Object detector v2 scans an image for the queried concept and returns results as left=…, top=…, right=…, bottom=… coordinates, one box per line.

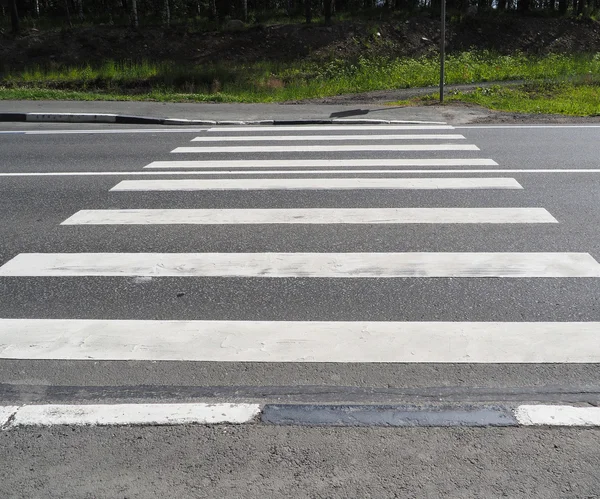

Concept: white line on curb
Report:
left=514, top=405, right=600, bottom=426
left=0, top=406, right=18, bottom=427
left=2, top=403, right=260, bottom=427
left=25, top=113, right=118, bottom=123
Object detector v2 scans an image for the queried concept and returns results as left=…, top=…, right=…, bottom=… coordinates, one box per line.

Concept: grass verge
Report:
left=399, top=82, right=600, bottom=116
left=1, top=52, right=600, bottom=110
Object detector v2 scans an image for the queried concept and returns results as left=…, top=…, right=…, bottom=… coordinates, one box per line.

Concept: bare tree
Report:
left=324, top=0, right=333, bottom=24
left=163, top=0, right=171, bottom=27
left=9, top=0, right=19, bottom=33
left=130, top=0, right=138, bottom=27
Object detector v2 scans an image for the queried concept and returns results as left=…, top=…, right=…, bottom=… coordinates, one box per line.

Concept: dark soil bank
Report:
left=2, top=15, right=600, bottom=72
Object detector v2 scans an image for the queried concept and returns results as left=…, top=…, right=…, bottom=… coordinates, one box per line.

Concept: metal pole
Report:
left=440, top=0, right=446, bottom=103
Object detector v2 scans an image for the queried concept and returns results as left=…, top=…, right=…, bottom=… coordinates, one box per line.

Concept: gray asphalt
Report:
left=2, top=425, right=600, bottom=498
left=2, top=118, right=600, bottom=497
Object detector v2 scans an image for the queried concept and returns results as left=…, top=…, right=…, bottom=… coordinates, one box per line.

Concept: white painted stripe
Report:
left=3, top=320, right=600, bottom=362
left=208, top=125, right=454, bottom=131
left=61, top=208, right=558, bottom=225
left=456, top=125, right=600, bottom=129
left=515, top=405, right=600, bottom=426
left=145, top=159, right=498, bottom=169
left=1, top=252, right=597, bottom=278
left=7, top=403, right=260, bottom=427
left=0, top=406, right=18, bottom=426
left=191, top=134, right=466, bottom=142
left=5, top=169, right=600, bottom=177
left=172, top=144, right=479, bottom=153
left=110, top=178, right=522, bottom=191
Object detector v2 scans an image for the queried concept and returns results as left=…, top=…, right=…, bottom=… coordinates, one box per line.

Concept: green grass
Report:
left=440, top=82, right=600, bottom=116
left=2, top=51, right=600, bottom=106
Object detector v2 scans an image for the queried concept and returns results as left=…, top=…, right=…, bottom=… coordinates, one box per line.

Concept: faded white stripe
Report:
left=110, top=178, right=522, bottom=191
left=172, top=144, right=479, bottom=153
left=1, top=252, right=597, bottom=278
left=515, top=405, right=600, bottom=426
left=144, top=159, right=498, bottom=169
left=191, top=134, right=466, bottom=142
left=3, top=320, right=600, bottom=362
left=7, top=403, right=260, bottom=427
left=61, top=208, right=558, bottom=225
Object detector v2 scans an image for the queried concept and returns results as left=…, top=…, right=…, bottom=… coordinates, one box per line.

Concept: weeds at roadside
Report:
left=2, top=51, right=600, bottom=112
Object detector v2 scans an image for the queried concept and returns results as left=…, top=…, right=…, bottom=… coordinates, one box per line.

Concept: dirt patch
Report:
left=1, top=15, right=600, bottom=73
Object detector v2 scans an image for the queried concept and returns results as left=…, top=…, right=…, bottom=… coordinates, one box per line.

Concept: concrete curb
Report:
left=0, top=112, right=444, bottom=126
left=3, top=403, right=600, bottom=428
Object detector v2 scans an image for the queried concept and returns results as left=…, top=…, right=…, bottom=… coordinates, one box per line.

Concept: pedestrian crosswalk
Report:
left=2, top=122, right=600, bottom=367
left=61, top=207, right=558, bottom=225
left=110, top=177, right=523, bottom=191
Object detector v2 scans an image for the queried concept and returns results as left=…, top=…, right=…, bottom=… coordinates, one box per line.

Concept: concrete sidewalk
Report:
left=0, top=99, right=491, bottom=124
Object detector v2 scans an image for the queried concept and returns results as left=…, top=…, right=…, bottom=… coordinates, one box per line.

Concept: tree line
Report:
left=3, top=0, right=599, bottom=34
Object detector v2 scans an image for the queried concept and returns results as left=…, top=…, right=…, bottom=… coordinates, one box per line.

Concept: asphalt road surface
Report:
left=1, top=120, right=600, bottom=497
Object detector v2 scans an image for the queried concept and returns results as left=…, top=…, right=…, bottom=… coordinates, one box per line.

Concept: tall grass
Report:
left=444, top=82, right=600, bottom=116
left=2, top=51, right=600, bottom=102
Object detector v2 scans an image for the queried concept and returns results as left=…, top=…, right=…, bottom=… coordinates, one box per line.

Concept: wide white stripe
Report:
left=110, top=178, right=522, bottom=191
left=3, top=320, right=600, bottom=362
left=457, top=125, right=600, bottom=129
left=208, top=125, right=453, bottom=131
left=1, top=253, right=597, bottom=278
left=515, top=405, right=600, bottom=426
left=191, top=134, right=466, bottom=142
left=172, top=144, right=479, bottom=153
left=8, top=403, right=260, bottom=427
left=145, top=159, right=498, bottom=169
left=61, top=208, right=558, bottom=225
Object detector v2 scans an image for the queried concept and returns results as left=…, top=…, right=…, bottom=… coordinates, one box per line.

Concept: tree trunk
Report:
left=517, top=0, right=530, bottom=12
left=558, top=0, right=567, bottom=12
left=242, top=0, right=248, bottom=21
left=130, top=0, right=138, bottom=27
left=9, top=0, right=19, bottom=33
left=163, top=0, right=170, bottom=27
left=64, top=0, right=72, bottom=27
left=497, top=0, right=508, bottom=10
left=77, top=0, right=84, bottom=19
left=305, top=0, right=311, bottom=23
left=34, top=0, right=40, bottom=16
left=324, top=0, right=332, bottom=24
